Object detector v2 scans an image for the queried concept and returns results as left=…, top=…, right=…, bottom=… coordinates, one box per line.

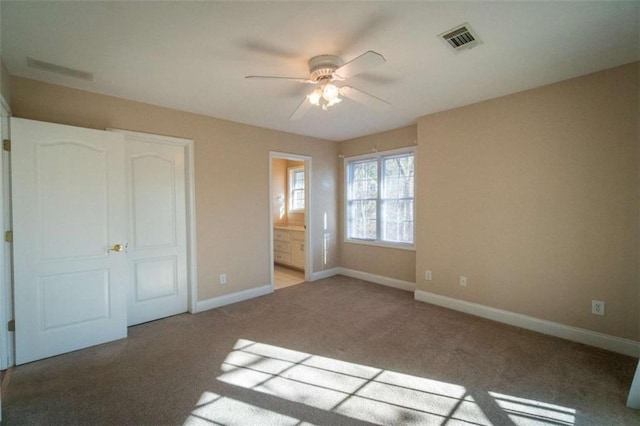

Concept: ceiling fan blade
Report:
left=245, top=76, right=316, bottom=84
left=339, top=14, right=393, bottom=55
left=340, top=86, right=391, bottom=111
left=238, top=40, right=301, bottom=60
left=290, top=96, right=313, bottom=120
left=333, top=51, right=386, bottom=80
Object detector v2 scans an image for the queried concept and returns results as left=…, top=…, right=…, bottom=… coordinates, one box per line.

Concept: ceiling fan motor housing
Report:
left=309, top=55, right=344, bottom=81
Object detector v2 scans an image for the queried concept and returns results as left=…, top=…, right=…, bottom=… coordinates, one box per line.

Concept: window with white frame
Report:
left=345, top=148, right=415, bottom=248
left=288, top=166, right=305, bottom=212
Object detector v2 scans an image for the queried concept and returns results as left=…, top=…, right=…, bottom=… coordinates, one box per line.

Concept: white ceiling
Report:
left=1, top=1, right=639, bottom=141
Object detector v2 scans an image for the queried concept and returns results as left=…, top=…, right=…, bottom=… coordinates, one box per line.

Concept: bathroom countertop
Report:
left=274, top=225, right=305, bottom=231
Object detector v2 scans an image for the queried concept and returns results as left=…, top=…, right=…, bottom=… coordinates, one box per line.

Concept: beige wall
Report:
left=338, top=125, right=417, bottom=283
left=10, top=76, right=339, bottom=301
left=0, top=58, right=11, bottom=107
left=416, top=62, right=639, bottom=340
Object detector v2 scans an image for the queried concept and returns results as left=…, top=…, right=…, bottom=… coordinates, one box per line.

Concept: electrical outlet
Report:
left=424, top=270, right=432, bottom=280
left=219, top=273, right=227, bottom=285
left=592, top=300, right=605, bottom=316
left=459, top=276, right=467, bottom=286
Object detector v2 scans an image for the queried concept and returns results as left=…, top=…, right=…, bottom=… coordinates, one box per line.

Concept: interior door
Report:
left=12, top=118, right=128, bottom=365
left=121, top=131, right=188, bottom=326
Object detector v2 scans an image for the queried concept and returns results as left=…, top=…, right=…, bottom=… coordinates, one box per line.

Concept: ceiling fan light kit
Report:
left=307, top=81, right=342, bottom=111
left=246, top=50, right=390, bottom=119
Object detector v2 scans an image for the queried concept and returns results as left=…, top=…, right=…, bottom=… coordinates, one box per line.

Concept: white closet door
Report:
left=121, top=131, right=188, bottom=326
left=12, top=118, right=128, bottom=365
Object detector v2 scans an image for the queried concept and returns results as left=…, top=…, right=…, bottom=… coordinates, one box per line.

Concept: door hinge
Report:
left=2, top=139, right=10, bottom=152
left=8, top=320, right=15, bottom=332
left=4, top=230, right=13, bottom=243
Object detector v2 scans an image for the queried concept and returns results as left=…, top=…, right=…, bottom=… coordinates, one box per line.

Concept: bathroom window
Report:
left=345, top=148, right=415, bottom=249
left=288, top=166, right=305, bottom=212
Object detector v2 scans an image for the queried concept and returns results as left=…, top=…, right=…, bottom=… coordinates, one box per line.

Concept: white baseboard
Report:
left=194, top=285, right=272, bottom=313
left=192, top=266, right=414, bottom=314
left=415, top=289, right=640, bottom=358
left=338, top=268, right=415, bottom=292
left=309, top=268, right=340, bottom=281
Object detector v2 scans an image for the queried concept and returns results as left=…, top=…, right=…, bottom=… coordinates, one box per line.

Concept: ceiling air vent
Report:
left=438, top=23, right=482, bottom=53
left=26, top=57, right=94, bottom=81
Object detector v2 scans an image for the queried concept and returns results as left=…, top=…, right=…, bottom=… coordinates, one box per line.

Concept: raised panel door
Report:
left=12, top=118, right=127, bottom=364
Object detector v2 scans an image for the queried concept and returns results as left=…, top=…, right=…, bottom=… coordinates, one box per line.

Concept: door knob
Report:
left=108, top=244, right=125, bottom=252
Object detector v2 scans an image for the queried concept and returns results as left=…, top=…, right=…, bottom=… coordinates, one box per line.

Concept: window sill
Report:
left=344, top=238, right=416, bottom=252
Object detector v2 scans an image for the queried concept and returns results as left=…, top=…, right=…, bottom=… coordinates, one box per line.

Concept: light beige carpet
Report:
left=3, top=275, right=639, bottom=425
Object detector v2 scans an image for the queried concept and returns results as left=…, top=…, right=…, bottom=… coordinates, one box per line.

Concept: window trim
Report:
left=288, top=165, right=305, bottom=213
left=343, top=146, right=416, bottom=250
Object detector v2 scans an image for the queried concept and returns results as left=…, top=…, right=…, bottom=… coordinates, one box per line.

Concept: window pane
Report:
left=346, top=151, right=414, bottom=246
left=292, top=189, right=304, bottom=210
left=293, top=170, right=304, bottom=190
left=349, top=160, right=378, bottom=200
left=381, top=199, right=414, bottom=244
left=382, top=155, right=414, bottom=199
left=289, top=168, right=305, bottom=210
left=348, top=200, right=377, bottom=240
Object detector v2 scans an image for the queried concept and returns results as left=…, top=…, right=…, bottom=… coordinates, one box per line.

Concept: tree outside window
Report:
left=346, top=149, right=414, bottom=247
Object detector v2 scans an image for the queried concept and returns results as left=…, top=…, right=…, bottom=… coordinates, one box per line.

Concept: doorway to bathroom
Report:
left=269, top=152, right=311, bottom=290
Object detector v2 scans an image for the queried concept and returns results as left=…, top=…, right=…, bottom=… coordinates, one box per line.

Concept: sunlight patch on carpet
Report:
left=184, top=391, right=312, bottom=426
left=489, top=392, right=576, bottom=425
left=198, top=339, right=577, bottom=425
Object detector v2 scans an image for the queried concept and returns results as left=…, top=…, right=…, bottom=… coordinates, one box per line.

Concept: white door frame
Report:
left=108, top=129, right=198, bottom=313
left=268, top=151, right=312, bottom=289
left=0, top=96, right=12, bottom=370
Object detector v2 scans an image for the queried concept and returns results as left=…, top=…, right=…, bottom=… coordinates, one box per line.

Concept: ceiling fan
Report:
left=245, top=51, right=391, bottom=120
